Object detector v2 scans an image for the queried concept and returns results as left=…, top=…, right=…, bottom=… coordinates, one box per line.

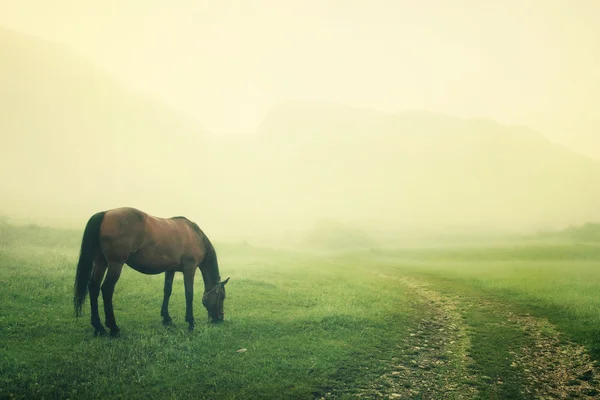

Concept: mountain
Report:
left=247, top=101, right=600, bottom=232
left=0, top=28, right=211, bottom=222
left=2, top=28, right=599, bottom=237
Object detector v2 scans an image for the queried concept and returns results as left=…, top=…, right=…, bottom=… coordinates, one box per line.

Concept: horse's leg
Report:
left=89, top=256, right=108, bottom=336
left=101, top=262, right=124, bottom=337
left=183, top=265, right=197, bottom=332
left=161, top=270, right=175, bottom=326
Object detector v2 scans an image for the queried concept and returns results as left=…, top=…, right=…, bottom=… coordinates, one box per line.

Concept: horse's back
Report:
left=99, top=208, right=148, bottom=263
left=99, top=207, right=205, bottom=269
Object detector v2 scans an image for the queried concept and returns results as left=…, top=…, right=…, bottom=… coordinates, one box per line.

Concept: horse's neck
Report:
left=201, top=266, right=220, bottom=291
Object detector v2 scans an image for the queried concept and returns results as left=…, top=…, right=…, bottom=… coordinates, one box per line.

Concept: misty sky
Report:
left=1, top=0, right=599, bottom=158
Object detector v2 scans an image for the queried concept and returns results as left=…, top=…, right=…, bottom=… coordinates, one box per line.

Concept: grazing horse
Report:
left=73, top=207, right=229, bottom=336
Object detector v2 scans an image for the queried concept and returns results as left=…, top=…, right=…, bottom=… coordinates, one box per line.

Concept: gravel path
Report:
left=321, top=272, right=600, bottom=400
left=359, top=274, right=478, bottom=399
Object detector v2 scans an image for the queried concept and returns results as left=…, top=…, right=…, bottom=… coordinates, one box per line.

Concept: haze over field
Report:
left=1, top=1, right=599, bottom=241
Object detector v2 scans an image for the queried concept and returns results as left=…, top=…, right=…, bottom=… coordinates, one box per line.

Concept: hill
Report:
left=0, top=28, right=211, bottom=223
left=247, top=101, right=600, bottom=232
left=1, top=29, right=599, bottom=238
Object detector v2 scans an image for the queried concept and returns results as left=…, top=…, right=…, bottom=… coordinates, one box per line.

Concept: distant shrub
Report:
left=562, top=222, right=600, bottom=242
left=540, top=222, right=600, bottom=243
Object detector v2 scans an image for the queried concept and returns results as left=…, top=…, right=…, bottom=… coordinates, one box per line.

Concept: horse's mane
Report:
left=171, top=216, right=220, bottom=279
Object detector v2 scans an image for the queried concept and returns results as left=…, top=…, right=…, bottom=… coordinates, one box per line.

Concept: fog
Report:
left=1, top=1, right=600, bottom=245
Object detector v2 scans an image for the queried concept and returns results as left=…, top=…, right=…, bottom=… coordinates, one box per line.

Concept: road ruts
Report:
left=364, top=274, right=479, bottom=399
left=375, top=273, right=600, bottom=400
left=476, top=302, right=600, bottom=399
left=317, top=273, right=478, bottom=400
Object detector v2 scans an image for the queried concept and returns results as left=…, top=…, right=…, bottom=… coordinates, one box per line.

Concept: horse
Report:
left=73, top=207, right=229, bottom=336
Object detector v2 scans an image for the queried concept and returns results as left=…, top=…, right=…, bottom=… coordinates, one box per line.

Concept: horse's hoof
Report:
left=186, top=317, right=195, bottom=332
left=109, top=330, right=121, bottom=338
left=162, top=318, right=173, bottom=327
left=94, top=328, right=107, bottom=337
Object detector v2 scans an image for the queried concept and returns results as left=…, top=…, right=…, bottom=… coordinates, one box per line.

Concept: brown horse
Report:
left=73, top=207, right=229, bottom=336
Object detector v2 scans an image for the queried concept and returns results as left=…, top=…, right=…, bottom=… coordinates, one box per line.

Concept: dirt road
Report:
left=321, top=273, right=600, bottom=399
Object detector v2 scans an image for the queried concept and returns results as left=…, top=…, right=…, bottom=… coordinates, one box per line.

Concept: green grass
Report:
left=2, top=223, right=600, bottom=399
left=0, top=227, right=414, bottom=399
left=366, top=243, right=600, bottom=361
left=355, top=243, right=600, bottom=399
left=462, top=306, right=534, bottom=400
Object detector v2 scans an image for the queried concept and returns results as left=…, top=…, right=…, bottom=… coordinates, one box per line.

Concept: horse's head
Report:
left=202, top=277, right=230, bottom=323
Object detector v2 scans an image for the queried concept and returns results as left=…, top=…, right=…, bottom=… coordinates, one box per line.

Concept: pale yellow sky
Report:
left=1, top=0, right=599, bottom=156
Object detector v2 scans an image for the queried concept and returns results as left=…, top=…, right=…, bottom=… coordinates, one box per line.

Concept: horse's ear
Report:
left=221, top=277, right=230, bottom=286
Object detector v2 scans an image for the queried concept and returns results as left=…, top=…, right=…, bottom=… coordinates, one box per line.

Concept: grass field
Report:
left=1, top=223, right=600, bottom=399
left=367, top=243, right=600, bottom=359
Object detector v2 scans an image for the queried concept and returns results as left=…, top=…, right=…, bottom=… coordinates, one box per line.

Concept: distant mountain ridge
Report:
left=249, top=100, right=600, bottom=231
left=1, top=28, right=599, bottom=237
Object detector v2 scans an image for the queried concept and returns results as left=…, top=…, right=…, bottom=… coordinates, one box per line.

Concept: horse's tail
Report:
left=74, top=211, right=106, bottom=318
